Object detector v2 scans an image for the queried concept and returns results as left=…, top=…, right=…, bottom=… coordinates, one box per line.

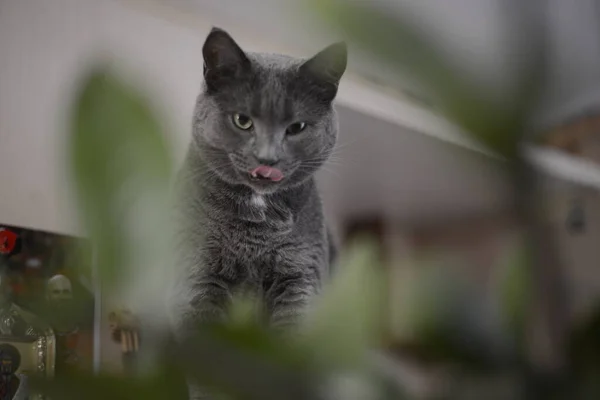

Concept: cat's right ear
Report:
left=202, top=27, right=250, bottom=91
left=299, top=42, right=347, bottom=102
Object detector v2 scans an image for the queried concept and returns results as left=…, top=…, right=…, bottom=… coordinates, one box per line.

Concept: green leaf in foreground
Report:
left=181, top=325, right=317, bottom=400
left=37, top=323, right=316, bottom=400
left=69, top=68, right=174, bottom=306
left=388, top=258, right=516, bottom=370
left=302, top=238, right=386, bottom=370
left=32, top=367, right=188, bottom=400
left=308, top=0, right=545, bottom=159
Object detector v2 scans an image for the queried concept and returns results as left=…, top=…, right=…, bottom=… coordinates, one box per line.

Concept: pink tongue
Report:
left=251, top=165, right=284, bottom=182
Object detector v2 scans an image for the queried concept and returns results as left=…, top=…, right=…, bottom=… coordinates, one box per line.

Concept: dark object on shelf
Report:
left=567, top=198, right=586, bottom=234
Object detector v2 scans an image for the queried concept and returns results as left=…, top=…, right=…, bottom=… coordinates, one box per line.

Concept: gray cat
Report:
left=169, top=27, right=346, bottom=396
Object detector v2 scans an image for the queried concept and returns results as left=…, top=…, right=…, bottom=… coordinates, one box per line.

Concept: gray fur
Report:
left=168, top=28, right=346, bottom=397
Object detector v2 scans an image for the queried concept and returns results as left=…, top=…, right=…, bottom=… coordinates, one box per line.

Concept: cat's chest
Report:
left=248, top=193, right=267, bottom=209
left=209, top=194, right=294, bottom=260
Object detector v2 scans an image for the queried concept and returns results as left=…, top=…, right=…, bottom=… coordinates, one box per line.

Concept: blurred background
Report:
left=2, top=0, right=600, bottom=396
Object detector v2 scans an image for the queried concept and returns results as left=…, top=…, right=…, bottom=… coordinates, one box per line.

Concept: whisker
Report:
left=331, top=138, right=360, bottom=153
left=296, top=165, right=341, bottom=178
left=302, top=160, right=344, bottom=168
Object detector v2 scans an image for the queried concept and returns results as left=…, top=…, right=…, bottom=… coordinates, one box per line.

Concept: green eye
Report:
left=232, top=113, right=253, bottom=130
left=286, top=122, right=307, bottom=135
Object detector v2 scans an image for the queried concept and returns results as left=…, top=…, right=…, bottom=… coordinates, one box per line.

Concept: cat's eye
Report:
left=286, top=122, right=307, bottom=135
left=232, top=113, right=253, bottom=130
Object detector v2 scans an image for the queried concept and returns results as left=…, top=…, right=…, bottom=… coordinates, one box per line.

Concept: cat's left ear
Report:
left=300, top=42, right=347, bottom=86
left=202, top=27, right=251, bottom=91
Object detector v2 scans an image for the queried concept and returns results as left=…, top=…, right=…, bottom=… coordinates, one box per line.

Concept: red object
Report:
left=0, top=230, right=17, bottom=255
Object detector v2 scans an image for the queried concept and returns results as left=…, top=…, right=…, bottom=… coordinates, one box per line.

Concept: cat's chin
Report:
left=243, top=178, right=284, bottom=195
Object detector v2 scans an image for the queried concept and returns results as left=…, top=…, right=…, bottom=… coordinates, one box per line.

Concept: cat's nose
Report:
left=254, top=141, right=280, bottom=166
left=256, top=156, right=280, bottom=166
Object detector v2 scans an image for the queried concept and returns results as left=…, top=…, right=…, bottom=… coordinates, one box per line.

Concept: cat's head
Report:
left=192, top=27, right=347, bottom=194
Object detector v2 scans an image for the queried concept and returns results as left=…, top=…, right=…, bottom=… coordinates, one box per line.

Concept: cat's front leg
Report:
left=264, top=268, right=321, bottom=331
left=173, top=274, right=235, bottom=400
left=176, top=274, right=235, bottom=336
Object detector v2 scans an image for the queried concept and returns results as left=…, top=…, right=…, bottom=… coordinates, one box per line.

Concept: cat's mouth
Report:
left=249, top=166, right=284, bottom=182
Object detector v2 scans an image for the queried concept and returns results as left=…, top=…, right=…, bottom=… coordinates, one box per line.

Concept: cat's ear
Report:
left=299, top=42, right=347, bottom=100
left=202, top=27, right=250, bottom=90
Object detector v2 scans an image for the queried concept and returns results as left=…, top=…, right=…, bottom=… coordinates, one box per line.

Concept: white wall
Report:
left=0, top=0, right=198, bottom=236
left=0, top=0, right=512, bottom=237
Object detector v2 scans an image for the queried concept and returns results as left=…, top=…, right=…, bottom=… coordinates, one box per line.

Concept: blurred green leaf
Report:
left=309, top=0, right=544, bottom=158
left=37, top=322, right=317, bottom=400
left=204, top=322, right=310, bottom=370
left=496, top=237, right=532, bottom=339
left=33, top=367, right=187, bottom=400
left=302, top=237, right=386, bottom=370
left=69, top=67, right=174, bottom=301
left=178, top=325, right=317, bottom=400
left=228, top=294, right=263, bottom=327
left=389, top=259, right=514, bottom=370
